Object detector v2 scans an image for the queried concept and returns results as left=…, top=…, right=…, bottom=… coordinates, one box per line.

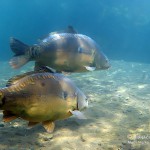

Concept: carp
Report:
left=9, top=26, right=110, bottom=72
left=0, top=66, right=88, bottom=132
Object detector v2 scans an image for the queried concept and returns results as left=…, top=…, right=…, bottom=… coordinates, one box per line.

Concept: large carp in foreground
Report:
left=0, top=66, right=88, bottom=132
left=9, top=26, right=110, bottom=72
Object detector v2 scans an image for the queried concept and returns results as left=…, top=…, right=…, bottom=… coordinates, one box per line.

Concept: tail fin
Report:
left=9, top=37, right=30, bottom=69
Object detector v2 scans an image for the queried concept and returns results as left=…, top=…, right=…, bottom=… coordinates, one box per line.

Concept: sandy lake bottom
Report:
left=0, top=60, right=150, bottom=150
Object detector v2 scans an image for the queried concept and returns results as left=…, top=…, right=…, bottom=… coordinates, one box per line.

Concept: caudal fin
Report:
left=9, top=37, right=30, bottom=69
left=9, top=55, right=30, bottom=69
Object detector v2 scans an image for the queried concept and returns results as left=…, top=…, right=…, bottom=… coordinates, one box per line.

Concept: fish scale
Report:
left=42, top=33, right=94, bottom=44
left=0, top=68, right=88, bottom=132
left=9, top=26, right=110, bottom=72
left=2, top=73, right=58, bottom=94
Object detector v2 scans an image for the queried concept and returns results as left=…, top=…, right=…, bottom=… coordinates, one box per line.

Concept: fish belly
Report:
left=11, top=97, right=72, bottom=122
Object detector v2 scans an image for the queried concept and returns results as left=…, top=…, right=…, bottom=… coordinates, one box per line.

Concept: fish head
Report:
left=58, top=74, right=88, bottom=111
left=76, top=89, right=88, bottom=111
left=93, top=50, right=110, bottom=70
left=82, top=49, right=110, bottom=71
left=76, top=35, right=110, bottom=71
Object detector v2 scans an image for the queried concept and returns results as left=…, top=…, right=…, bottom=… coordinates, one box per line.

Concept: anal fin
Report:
left=3, top=110, right=18, bottom=122
left=42, top=121, right=55, bottom=133
left=28, top=122, right=39, bottom=128
left=61, top=71, right=71, bottom=76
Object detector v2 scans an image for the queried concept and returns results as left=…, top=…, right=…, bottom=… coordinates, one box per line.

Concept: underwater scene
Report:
left=0, top=0, right=150, bottom=150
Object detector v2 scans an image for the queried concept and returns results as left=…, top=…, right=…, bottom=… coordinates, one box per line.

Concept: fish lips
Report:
left=77, top=97, right=88, bottom=111
left=100, top=64, right=111, bottom=70
left=97, top=62, right=111, bottom=70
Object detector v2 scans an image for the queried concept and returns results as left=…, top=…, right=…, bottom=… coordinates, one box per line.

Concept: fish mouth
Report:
left=80, top=106, right=87, bottom=111
left=77, top=101, right=88, bottom=111
left=77, top=102, right=79, bottom=110
left=97, top=63, right=111, bottom=70
left=103, top=65, right=111, bottom=69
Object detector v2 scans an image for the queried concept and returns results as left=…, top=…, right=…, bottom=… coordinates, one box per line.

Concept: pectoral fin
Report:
left=70, top=110, right=87, bottom=119
left=84, top=66, right=96, bottom=71
left=38, top=66, right=56, bottom=73
left=42, top=121, right=55, bottom=133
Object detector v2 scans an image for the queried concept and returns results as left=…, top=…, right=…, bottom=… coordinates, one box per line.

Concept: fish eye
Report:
left=78, top=47, right=83, bottom=53
left=85, top=97, right=88, bottom=102
left=63, top=91, right=68, bottom=99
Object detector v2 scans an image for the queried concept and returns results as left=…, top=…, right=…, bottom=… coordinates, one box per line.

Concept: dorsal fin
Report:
left=38, top=26, right=77, bottom=42
left=49, top=26, right=77, bottom=35
left=6, top=66, right=55, bottom=87
left=65, top=25, right=77, bottom=34
left=6, top=71, right=35, bottom=87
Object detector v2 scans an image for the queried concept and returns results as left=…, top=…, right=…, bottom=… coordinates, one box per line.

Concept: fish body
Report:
left=9, top=26, right=110, bottom=72
left=0, top=67, right=88, bottom=132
